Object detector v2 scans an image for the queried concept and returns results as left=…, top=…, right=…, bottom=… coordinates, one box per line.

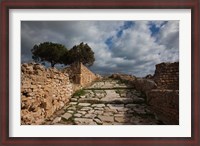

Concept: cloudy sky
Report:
left=21, top=21, right=179, bottom=77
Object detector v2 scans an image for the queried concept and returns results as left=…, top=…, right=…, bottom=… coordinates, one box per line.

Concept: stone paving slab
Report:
left=43, top=78, right=164, bottom=125
left=86, top=79, right=133, bottom=89
left=61, top=113, right=72, bottom=120
left=44, top=102, right=162, bottom=125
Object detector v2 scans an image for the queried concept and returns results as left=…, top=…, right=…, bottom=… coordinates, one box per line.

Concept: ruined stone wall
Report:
left=147, top=62, right=179, bottom=124
left=62, top=63, right=81, bottom=84
left=63, top=62, right=97, bottom=86
left=153, top=62, right=179, bottom=90
left=147, top=89, right=179, bottom=124
left=110, top=62, right=179, bottom=124
left=80, top=63, right=97, bottom=86
left=21, top=63, right=73, bottom=125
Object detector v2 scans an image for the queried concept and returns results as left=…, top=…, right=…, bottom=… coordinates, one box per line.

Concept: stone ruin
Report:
left=147, top=62, right=179, bottom=124
left=21, top=61, right=179, bottom=125
left=62, top=62, right=98, bottom=86
left=153, top=62, right=179, bottom=90
left=21, top=62, right=98, bottom=125
left=110, top=62, right=179, bottom=125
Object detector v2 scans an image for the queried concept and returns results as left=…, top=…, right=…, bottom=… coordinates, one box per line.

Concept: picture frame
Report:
left=0, top=0, right=199, bottom=145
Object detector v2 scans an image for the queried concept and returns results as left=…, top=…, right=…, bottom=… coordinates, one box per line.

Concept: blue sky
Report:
left=21, top=21, right=179, bottom=77
left=105, top=21, right=135, bottom=49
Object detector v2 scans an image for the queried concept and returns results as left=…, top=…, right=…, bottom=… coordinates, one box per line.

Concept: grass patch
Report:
left=73, top=89, right=86, bottom=97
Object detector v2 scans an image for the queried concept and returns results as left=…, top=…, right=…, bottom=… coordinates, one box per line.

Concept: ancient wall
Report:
left=80, top=63, right=97, bottom=86
left=21, top=63, right=73, bottom=125
left=147, top=89, right=179, bottom=124
left=63, top=62, right=97, bottom=86
left=110, top=62, right=179, bottom=124
left=147, top=62, right=179, bottom=124
left=62, top=63, right=81, bottom=84
left=153, top=62, right=179, bottom=90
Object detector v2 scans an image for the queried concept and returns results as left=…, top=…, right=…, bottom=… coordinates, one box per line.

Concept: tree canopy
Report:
left=31, top=42, right=68, bottom=67
left=31, top=42, right=95, bottom=67
left=64, top=42, right=95, bottom=67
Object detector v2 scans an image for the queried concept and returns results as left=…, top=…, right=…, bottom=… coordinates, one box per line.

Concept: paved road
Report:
left=44, top=78, right=163, bottom=125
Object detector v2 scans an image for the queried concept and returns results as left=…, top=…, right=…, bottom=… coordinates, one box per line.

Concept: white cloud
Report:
left=157, top=21, right=179, bottom=49
left=21, top=21, right=179, bottom=77
left=102, top=21, right=179, bottom=76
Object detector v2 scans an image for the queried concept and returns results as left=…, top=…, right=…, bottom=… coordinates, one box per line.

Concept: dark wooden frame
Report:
left=0, top=0, right=199, bottom=145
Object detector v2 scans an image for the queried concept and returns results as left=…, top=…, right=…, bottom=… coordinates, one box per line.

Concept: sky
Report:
left=21, top=21, right=179, bottom=77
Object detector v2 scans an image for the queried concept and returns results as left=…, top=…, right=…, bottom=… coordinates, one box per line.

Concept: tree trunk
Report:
left=51, top=63, right=55, bottom=67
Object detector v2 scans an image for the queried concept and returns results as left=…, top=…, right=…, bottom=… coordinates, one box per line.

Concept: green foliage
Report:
left=73, top=89, right=86, bottom=97
left=64, top=42, right=95, bottom=67
left=31, top=42, right=95, bottom=68
left=31, top=42, right=68, bottom=67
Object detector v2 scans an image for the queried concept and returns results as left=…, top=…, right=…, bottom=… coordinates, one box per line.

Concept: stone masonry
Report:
left=21, top=63, right=73, bottom=125
left=109, top=62, right=179, bottom=125
left=63, top=62, right=97, bottom=86
left=148, top=62, right=179, bottom=124
left=147, top=89, right=179, bottom=124
left=153, top=62, right=179, bottom=90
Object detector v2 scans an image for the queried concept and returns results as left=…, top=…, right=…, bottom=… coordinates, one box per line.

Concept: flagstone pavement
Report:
left=44, top=78, right=164, bottom=125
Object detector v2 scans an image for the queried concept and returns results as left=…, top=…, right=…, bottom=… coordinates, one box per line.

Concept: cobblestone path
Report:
left=44, top=78, right=163, bottom=125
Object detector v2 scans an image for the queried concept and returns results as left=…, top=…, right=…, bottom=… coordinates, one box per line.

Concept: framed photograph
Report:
left=0, top=0, right=199, bottom=145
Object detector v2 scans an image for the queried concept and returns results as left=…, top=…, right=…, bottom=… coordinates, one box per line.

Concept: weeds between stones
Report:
left=73, top=89, right=86, bottom=97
